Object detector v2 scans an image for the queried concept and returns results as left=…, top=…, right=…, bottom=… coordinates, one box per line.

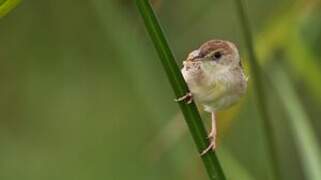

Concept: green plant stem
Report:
left=271, top=66, right=321, bottom=180
left=135, top=0, right=226, bottom=179
left=0, top=0, right=21, bottom=18
left=234, top=0, right=281, bottom=179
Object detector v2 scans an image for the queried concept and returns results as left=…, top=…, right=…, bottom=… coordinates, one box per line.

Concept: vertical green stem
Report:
left=271, top=66, right=321, bottom=180
left=234, top=0, right=281, bottom=179
left=135, top=0, right=226, bottom=179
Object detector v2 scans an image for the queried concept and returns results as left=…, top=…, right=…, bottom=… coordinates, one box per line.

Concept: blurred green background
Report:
left=0, top=0, right=320, bottom=179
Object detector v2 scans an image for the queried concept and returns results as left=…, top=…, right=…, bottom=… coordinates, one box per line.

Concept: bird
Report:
left=176, top=39, right=248, bottom=155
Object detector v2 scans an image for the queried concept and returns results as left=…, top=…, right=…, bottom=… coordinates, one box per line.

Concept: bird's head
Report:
left=184, top=40, right=241, bottom=71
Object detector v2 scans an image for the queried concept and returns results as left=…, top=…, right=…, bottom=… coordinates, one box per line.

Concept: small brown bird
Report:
left=176, top=40, right=247, bottom=155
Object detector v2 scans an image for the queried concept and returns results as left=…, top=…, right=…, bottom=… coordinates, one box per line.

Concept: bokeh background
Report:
left=0, top=0, right=320, bottom=179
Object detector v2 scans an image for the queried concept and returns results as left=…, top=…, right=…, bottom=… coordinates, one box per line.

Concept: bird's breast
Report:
left=182, top=64, right=225, bottom=100
left=182, top=64, right=246, bottom=111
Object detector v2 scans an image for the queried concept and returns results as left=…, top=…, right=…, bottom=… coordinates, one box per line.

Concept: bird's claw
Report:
left=207, top=133, right=213, bottom=139
left=200, top=140, right=216, bottom=156
left=201, top=132, right=216, bottom=156
left=174, top=92, right=193, bottom=104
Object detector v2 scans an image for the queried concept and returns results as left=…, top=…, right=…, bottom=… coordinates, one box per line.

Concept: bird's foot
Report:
left=207, top=131, right=214, bottom=139
left=174, top=92, right=193, bottom=104
left=201, top=133, right=216, bottom=156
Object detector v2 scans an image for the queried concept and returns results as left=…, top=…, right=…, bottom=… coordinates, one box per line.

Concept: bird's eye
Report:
left=213, top=51, right=222, bottom=59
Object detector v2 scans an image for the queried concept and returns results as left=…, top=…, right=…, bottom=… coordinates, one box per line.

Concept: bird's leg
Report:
left=208, top=112, right=217, bottom=139
left=201, top=112, right=217, bottom=156
left=174, top=92, right=193, bottom=104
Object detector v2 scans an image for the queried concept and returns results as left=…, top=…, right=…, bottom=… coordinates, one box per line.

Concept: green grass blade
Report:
left=0, top=0, right=21, bottom=18
left=134, top=0, right=226, bottom=179
left=271, top=67, right=321, bottom=180
left=234, top=0, right=281, bottom=179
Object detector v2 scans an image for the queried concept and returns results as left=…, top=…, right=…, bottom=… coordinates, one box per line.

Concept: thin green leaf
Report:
left=234, top=0, right=281, bottom=179
left=271, top=67, right=321, bottom=180
left=134, top=0, right=226, bottom=179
